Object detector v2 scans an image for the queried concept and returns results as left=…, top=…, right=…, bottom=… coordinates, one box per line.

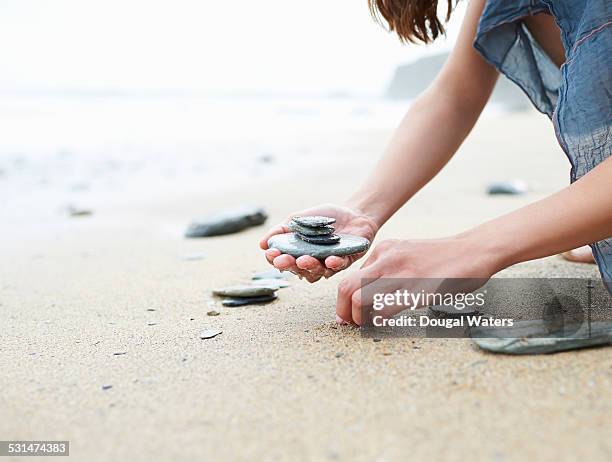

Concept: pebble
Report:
left=297, top=233, right=341, bottom=245
left=471, top=321, right=612, bottom=355
left=257, top=154, right=275, bottom=163
left=486, top=180, right=528, bottom=195
left=199, top=328, right=223, bottom=339
left=101, top=384, right=113, bottom=390
left=251, top=278, right=291, bottom=289
left=268, top=233, right=370, bottom=259
left=207, top=310, right=220, bottom=316
left=288, top=221, right=335, bottom=236
left=292, top=216, right=336, bottom=227
left=67, top=205, right=93, bottom=217
left=222, top=294, right=277, bottom=307
left=252, top=268, right=290, bottom=280
left=213, top=285, right=277, bottom=298
left=181, top=252, right=206, bottom=261
left=185, top=205, right=267, bottom=237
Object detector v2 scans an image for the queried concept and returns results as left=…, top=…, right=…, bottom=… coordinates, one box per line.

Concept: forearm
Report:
left=347, top=86, right=485, bottom=227
left=469, top=157, right=612, bottom=273
left=345, top=0, right=494, bottom=228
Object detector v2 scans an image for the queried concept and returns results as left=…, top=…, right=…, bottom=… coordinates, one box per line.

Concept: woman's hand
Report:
left=259, top=204, right=379, bottom=283
left=338, top=156, right=612, bottom=325
left=336, top=235, right=500, bottom=325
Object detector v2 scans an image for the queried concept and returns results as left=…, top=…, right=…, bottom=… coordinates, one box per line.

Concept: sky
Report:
left=0, top=0, right=466, bottom=97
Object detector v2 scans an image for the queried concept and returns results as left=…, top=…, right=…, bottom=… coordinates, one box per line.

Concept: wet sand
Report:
left=1, top=111, right=611, bottom=461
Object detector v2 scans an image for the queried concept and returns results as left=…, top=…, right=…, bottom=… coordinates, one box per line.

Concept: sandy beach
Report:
left=1, top=111, right=611, bottom=461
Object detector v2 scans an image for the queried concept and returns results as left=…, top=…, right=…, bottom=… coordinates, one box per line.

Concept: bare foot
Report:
left=560, top=245, right=596, bottom=264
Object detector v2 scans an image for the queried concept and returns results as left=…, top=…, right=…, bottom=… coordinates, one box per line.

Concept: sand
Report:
left=1, top=111, right=611, bottom=461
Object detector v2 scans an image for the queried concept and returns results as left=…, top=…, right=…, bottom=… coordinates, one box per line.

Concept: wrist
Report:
left=456, top=225, right=515, bottom=276
left=345, top=192, right=389, bottom=230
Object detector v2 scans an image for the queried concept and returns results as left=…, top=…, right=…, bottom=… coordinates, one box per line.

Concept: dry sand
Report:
left=1, top=111, right=611, bottom=461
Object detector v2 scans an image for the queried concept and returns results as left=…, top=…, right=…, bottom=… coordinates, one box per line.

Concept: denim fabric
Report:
left=474, top=0, right=612, bottom=289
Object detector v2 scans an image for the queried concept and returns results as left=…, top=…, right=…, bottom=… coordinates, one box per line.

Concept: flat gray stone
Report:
left=213, top=285, right=278, bottom=297
left=67, top=205, right=93, bottom=217
left=251, top=278, right=291, bottom=289
left=222, top=294, right=277, bottom=307
left=292, top=216, right=336, bottom=227
left=186, top=206, right=267, bottom=237
left=297, top=233, right=341, bottom=245
left=199, top=328, right=223, bottom=339
left=268, top=233, right=370, bottom=259
left=288, top=221, right=335, bottom=236
left=180, top=252, right=206, bottom=261
left=471, top=321, right=612, bottom=355
left=429, top=305, right=481, bottom=318
left=252, top=268, right=290, bottom=280
left=486, top=180, right=528, bottom=195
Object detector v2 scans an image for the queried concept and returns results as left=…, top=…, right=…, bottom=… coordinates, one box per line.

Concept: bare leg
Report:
left=560, top=245, right=596, bottom=264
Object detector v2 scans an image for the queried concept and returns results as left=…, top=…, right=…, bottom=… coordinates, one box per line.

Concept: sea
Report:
left=0, top=92, right=508, bottom=229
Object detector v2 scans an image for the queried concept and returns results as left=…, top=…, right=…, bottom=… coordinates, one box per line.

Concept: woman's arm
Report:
left=337, top=157, right=612, bottom=325
left=261, top=0, right=497, bottom=281
left=348, top=0, right=496, bottom=227
left=469, top=156, right=612, bottom=270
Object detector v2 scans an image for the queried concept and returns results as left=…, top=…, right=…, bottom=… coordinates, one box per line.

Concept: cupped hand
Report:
left=335, top=236, right=500, bottom=325
left=259, top=204, right=379, bottom=283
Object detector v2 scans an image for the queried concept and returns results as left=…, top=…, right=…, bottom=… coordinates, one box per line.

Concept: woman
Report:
left=260, top=0, right=612, bottom=325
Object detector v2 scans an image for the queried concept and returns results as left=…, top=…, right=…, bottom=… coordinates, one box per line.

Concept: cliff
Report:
left=386, top=53, right=531, bottom=110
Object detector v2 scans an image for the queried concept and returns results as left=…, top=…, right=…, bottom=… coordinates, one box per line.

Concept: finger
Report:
left=272, top=254, right=313, bottom=279
left=265, top=248, right=281, bottom=264
left=295, top=256, right=327, bottom=283
left=324, top=255, right=350, bottom=271
left=336, top=314, right=350, bottom=325
left=323, top=268, right=338, bottom=279
left=336, top=263, right=382, bottom=325
left=272, top=254, right=297, bottom=271
left=295, top=255, right=324, bottom=272
left=304, top=272, right=324, bottom=283
left=363, top=279, right=430, bottom=323
left=351, top=289, right=364, bottom=326
left=259, top=223, right=290, bottom=250
left=350, top=278, right=402, bottom=326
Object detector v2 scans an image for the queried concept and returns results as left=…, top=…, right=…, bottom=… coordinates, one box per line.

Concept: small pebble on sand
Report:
left=486, top=180, right=528, bottom=195
left=185, top=206, right=267, bottom=237
left=213, top=285, right=278, bottom=298
left=67, top=205, right=93, bottom=217
left=199, top=328, right=223, bottom=339
left=222, top=295, right=277, bottom=307
left=181, top=252, right=207, bottom=261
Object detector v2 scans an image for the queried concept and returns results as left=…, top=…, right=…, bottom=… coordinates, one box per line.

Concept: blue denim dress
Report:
left=474, top=0, right=612, bottom=289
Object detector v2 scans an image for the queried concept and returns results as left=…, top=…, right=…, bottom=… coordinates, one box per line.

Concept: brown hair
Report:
left=368, top=0, right=456, bottom=44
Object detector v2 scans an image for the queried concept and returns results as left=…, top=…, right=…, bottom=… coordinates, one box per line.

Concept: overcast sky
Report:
left=0, top=0, right=466, bottom=96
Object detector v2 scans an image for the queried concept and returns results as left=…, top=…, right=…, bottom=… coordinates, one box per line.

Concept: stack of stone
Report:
left=288, top=216, right=339, bottom=245
left=268, top=215, right=370, bottom=259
